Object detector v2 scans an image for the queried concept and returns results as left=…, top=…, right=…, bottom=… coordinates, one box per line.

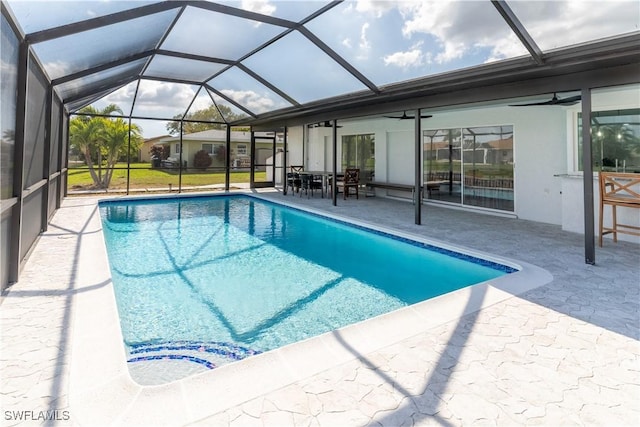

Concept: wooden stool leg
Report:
left=612, top=205, right=618, bottom=242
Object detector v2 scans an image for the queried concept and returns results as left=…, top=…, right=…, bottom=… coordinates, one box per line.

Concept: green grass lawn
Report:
left=67, top=163, right=265, bottom=190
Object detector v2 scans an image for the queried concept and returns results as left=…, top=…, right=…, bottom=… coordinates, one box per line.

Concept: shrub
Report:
left=194, top=149, right=212, bottom=168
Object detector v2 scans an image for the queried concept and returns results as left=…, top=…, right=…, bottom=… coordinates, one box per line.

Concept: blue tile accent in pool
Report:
left=127, top=354, right=216, bottom=369
left=126, top=341, right=261, bottom=369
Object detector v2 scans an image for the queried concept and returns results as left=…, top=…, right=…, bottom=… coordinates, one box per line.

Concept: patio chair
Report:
left=287, top=166, right=303, bottom=194
left=286, top=172, right=301, bottom=194
left=299, top=173, right=323, bottom=198
left=342, top=168, right=360, bottom=199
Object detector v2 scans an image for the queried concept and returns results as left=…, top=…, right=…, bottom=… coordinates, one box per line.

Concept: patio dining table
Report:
left=298, top=171, right=328, bottom=197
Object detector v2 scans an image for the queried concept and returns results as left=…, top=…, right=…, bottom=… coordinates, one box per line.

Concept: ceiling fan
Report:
left=509, top=92, right=581, bottom=107
left=309, top=121, right=342, bottom=128
left=383, top=111, right=433, bottom=120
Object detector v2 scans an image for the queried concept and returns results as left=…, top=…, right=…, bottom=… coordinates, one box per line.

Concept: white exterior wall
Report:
left=286, top=126, right=304, bottom=167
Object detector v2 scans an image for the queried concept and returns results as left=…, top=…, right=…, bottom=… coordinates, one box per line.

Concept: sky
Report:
left=6, top=0, right=640, bottom=138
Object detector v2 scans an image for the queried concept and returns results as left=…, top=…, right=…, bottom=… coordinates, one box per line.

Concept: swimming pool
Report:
left=99, top=194, right=517, bottom=384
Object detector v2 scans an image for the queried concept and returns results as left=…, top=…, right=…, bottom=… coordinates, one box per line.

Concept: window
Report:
left=202, top=143, right=213, bottom=154
left=236, top=144, right=247, bottom=155
left=341, top=134, right=374, bottom=178
left=173, top=143, right=181, bottom=154
left=577, top=108, right=640, bottom=173
left=424, top=125, right=514, bottom=212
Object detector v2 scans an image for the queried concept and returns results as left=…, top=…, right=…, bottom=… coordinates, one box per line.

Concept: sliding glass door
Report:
left=423, top=128, right=462, bottom=204
left=424, top=125, right=514, bottom=212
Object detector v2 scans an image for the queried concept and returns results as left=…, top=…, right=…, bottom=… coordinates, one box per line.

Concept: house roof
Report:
left=3, top=1, right=639, bottom=129
left=486, top=138, right=515, bottom=150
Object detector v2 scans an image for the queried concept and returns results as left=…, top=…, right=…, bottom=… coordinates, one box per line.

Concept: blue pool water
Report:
left=99, top=195, right=516, bottom=384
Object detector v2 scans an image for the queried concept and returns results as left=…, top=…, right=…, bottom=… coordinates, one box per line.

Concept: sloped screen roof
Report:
left=6, top=0, right=640, bottom=125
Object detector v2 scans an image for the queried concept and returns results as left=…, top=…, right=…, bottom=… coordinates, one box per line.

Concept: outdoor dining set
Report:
left=286, top=166, right=360, bottom=199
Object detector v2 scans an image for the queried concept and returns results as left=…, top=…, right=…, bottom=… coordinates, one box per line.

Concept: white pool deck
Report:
left=1, top=189, right=639, bottom=426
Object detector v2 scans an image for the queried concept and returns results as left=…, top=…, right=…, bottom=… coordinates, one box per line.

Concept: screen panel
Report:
left=20, top=190, right=44, bottom=260
left=1, top=14, right=19, bottom=200
left=23, top=56, right=48, bottom=189
left=1, top=209, right=12, bottom=291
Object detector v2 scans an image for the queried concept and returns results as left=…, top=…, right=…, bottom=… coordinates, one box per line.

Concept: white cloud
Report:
left=359, top=22, right=371, bottom=51
left=342, top=38, right=352, bottom=49
left=507, top=0, right=640, bottom=50
left=399, top=1, right=510, bottom=64
left=44, top=61, right=71, bottom=80
left=394, top=0, right=637, bottom=66
left=241, top=0, right=276, bottom=16
left=354, top=0, right=396, bottom=18
left=221, top=89, right=275, bottom=114
left=135, top=81, right=196, bottom=112
left=383, top=48, right=424, bottom=68
left=485, top=34, right=528, bottom=63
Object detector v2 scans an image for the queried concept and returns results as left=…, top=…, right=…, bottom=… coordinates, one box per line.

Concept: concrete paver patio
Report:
left=1, top=190, right=638, bottom=426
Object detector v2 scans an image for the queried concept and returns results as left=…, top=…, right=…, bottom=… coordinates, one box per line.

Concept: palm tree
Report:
left=69, top=104, right=143, bottom=188
left=100, top=118, right=142, bottom=187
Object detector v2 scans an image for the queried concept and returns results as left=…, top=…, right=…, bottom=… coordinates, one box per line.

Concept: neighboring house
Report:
left=139, top=135, right=171, bottom=163
left=156, top=129, right=275, bottom=168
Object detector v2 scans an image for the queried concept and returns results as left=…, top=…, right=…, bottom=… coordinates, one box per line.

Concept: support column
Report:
left=41, top=85, right=52, bottom=231
left=283, top=127, right=288, bottom=195
left=581, top=88, right=595, bottom=265
left=250, top=130, right=256, bottom=189
left=178, top=121, right=183, bottom=193
left=126, top=116, right=132, bottom=195
left=414, top=109, right=422, bottom=225
left=225, top=125, right=231, bottom=191
left=8, top=42, right=29, bottom=283
left=332, top=120, right=338, bottom=206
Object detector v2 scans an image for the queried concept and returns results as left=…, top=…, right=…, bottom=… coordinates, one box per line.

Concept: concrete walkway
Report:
left=1, top=190, right=638, bottom=426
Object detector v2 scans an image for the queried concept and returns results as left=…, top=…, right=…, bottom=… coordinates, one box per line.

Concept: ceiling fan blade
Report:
left=555, top=95, right=581, bottom=105
left=383, top=113, right=433, bottom=119
left=510, top=93, right=581, bottom=107
left=509, top=101, right=554, bottom=106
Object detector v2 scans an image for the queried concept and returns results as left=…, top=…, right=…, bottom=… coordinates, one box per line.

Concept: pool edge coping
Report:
left=70, top=190, right=553, bottom=425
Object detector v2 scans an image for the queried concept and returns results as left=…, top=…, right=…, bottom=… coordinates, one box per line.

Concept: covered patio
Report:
left=1, top=190, right=638, bottom=425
